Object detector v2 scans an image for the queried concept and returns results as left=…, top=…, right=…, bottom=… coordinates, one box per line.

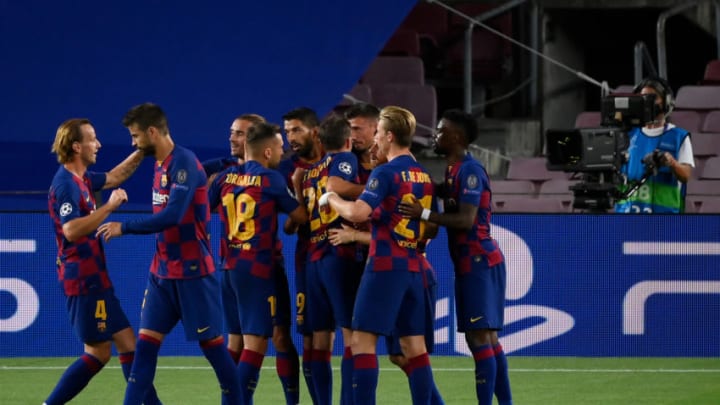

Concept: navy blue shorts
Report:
left=294, top=252, right=310, bottom=335
left=273, top=259, right=292, bottom=328
left=306, top=255, right=362, bottom=332
left=385, top=261, right=437, bottom=355
left=455, top=258, right=507, bottom=332
left=67, top=288, right=130, bottom=343
left=140, top=273, right=224, bottom=341
left=352, top=270, right=426, bottom=337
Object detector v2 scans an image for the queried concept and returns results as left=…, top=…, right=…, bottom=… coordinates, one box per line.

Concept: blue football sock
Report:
left=118, top=352, right=162, bottom=405
left=340, top=346, right=354, bottom=405
left=276, top=349, right=300, bottom=404
left=237, top=349, right=264, bottom=405
left=353, top=353, right=378, bottom=405
left=493, top=344, right=513, bottom=405
left=403, top=353, right=435, bottom=404
left=124, top=334, right=161, bottom=405
left=302, top=348, right=319, bottom=404
left=471, top=344, right=497, bottom=405
left=310, top=349, right=333, bottom=405
left=201, top=339, right=242, bottom=405
left=45, top=353, right=104, bottom=405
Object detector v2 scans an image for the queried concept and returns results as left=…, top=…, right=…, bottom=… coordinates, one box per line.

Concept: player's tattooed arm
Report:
left=104, top=150, right=146, bottom=189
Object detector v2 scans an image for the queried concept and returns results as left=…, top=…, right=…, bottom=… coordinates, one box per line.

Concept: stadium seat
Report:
left=371, top=83, right=437, bottom=141
left=337, top=83, right=372, bottom=106
left=506, top=157, right=567, bottom=182
left=380, top=29, right=421, bottom=57
left=674, top=85, right=720, bottom=110
left=696, top=197, right=720, bottom=213
left=701, top=110, right=720, bottom=133
left=538, top=179, right=578, bottom=196
left=492, top=179, right=537, bottom=195
left=574, top=111, right=601, bottom=128
left=686, top=179, right=720, bottom=196
left=690, top=132, right=720, bottom=158
left=699, top=156, right=720, bottom=179
left=670, top=110, right=702, bottom=133
left=360, top=56, right=425, bottom=86
left=494, top=197, right=567, bottom=213
left=702, top=59, right=720, bottom=85
left=611, top=84, right=635, bottom=94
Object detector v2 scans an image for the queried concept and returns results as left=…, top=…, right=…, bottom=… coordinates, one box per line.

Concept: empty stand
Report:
left=492, top=179, right=536, bottom=195
left=381, top=29, right=421, bottom=57
left=674, top=85, right=720, bottom=110
left=337, top=83, right=372, bottom=107
left=701, top=110, right=720, bottom=133
left=699, top=156, right=720, bottom=179
left=696, top=197, right=720, bottom=213
left=574, top=111, right=601, bottom=128
left=360, top=56, right=425, bottom=86
left=670, top=110, right=702, bottom=133
left=690, top=133, right=720, bottom=158
left=494, top=197, right=567, bottom=213
left=397, top=2, right=448, bottom=48
left=506, top=157, right=567, bottom=182
left=371, top=83, right=437, bottom=139
left=702, top=59, right=720, bottom=85
left=686, top=179, right=720, bottom=196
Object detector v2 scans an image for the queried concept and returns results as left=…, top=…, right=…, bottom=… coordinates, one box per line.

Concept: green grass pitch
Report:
left=2, top=356, right=719, bottom=404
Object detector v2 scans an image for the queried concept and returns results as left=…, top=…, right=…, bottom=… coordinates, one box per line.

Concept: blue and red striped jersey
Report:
left=278, top=154, right=317, bottom=273
left=302, top=152, right=359, bottom=261
left=358, top=155, right=435, bottom=273
left=48, top=167, right=111, bottom=296
left=208, top=161, right=299, bottom=278
left=444, top=153, right=503, bottom=273
left=122, top=145, right=214, bottom=279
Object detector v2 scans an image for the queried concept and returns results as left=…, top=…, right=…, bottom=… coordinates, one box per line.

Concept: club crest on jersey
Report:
left=338, top=161, right=352, bottom=175
left=467, top=174, right=478, bottom=189
left=59, top=202, right=72, bottom=217
left=161, top=174, right=168, bottom=187
left=368, top=178, right=379, bottom=190
left=177, top=170, right=188, bottom=184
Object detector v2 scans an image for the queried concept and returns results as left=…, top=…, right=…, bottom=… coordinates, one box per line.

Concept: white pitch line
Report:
left=2, top=366, right=719, bottom=373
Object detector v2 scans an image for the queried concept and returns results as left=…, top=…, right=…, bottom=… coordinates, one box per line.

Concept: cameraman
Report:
left=615, top=77, right=695, bottom=213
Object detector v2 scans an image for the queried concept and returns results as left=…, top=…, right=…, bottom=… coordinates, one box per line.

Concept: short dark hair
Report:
left=235, top=113, right=266, bottom=125
left=441, top=109, right=478, bottom=144
left=246, top=122, right=279, bottom=149
left=344, top=103, right=380, bottom=120
left=319, top=114, right=351, bottom=151
left=122, top=103, right=169, bottom=134
left=282, top=107, right=319, bottom=128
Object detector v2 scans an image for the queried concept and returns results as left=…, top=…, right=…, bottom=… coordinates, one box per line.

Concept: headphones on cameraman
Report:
left=633, top=76, right=675, bottom=116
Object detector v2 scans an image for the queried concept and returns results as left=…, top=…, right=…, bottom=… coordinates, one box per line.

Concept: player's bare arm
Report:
left=321, top=192, right=371, bottom=223
left=326, top=176, right=364, bottom=200
left=328, top=223, right=371, bottom=246
left=63, top=188, right=128, bottom=242
left=104, top=150, right=145, bottom=189
left=399, top=200, right=476, bottom=231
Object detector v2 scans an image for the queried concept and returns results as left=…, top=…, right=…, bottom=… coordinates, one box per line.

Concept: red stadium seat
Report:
left=337, top=83, right=372, bottom=107
left=686, top=179, right=720, bottom=196
left=699, top=156, right=720, bottom=179
left=690, top=133, right=720, bottom=158
left=491, top=179, right=537, bottom=195
left=371, top=83, right=437, bottom=142
left=574, top=111, right=601, bottom=128
left=675, top=86, right=720, bottom=110
left=701, top=110, right=720, bottom=133
left=360, top=56, right=425, bottom=86
left=702, top=59, right=720, bottom=85
left=696, top=197, right=720, bottom=213
left=494, top=197, right=567, bottom=213
left=506, top=157, right=567, bottom=182
left=670, top=110, right=702, bottom=133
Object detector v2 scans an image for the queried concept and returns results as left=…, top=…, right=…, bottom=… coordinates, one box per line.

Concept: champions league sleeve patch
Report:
left=176, top=169, right=188, bottom=184
left=367, top=178, right=379, bottom=191
left=59, top=202, right=73, bottom=217
left=466, top=174, right=478, bottom=189
left=338, top=161, right=352, bottom=175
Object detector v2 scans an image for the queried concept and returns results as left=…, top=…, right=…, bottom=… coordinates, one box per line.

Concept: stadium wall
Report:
left=2, top=213, right=719, bottom=357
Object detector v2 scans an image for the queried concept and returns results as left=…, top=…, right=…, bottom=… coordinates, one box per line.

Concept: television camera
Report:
left=545, top=93, right=660, bottom=211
